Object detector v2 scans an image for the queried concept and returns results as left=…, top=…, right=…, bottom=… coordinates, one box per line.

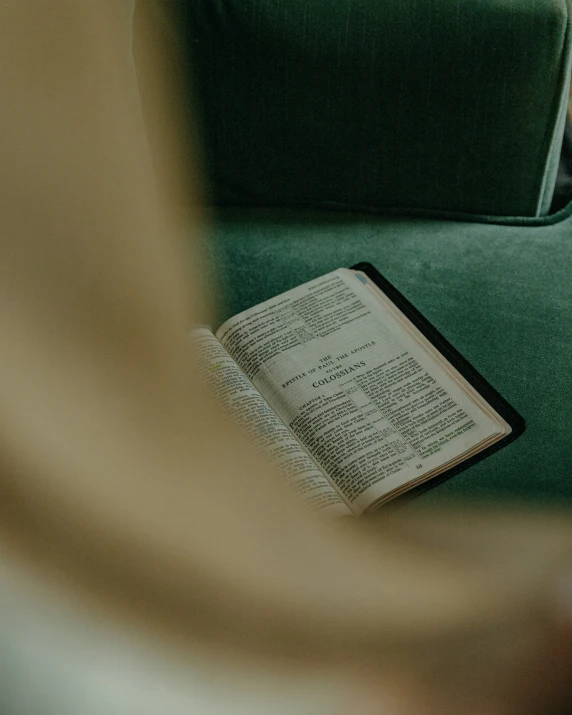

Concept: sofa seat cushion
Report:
left=205, top=208, right=572, bottom=505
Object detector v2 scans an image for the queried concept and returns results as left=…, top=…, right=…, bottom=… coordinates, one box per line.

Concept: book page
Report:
left=216, top=270, right=505, bottom=514
left=191, top=328, right=351, bottom=517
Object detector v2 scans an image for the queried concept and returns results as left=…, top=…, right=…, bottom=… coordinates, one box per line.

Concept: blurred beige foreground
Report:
left=0, top=2, right=571, bottom=714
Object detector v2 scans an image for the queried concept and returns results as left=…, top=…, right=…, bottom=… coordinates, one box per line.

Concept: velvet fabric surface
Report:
left=182, top=0, right=572, bottom=505
left=187, top=0, right=572, bottom=218
left=206, top=207, right=572, bottom=507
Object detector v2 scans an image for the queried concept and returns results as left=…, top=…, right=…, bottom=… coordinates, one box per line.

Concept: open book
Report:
left=193, top=264, right=524, bottom=517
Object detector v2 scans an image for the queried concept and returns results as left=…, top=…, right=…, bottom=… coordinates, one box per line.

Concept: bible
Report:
left=193, top=263, right=524, bottom=517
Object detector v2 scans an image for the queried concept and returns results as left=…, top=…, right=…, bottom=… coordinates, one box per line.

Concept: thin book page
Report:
left=191, top=327, right=352, bottom=518
left=354, top=270, right=510, bottom=434
left=351, top=269, right=512, bottom=511
left=216, top=270, right=504, bottom=515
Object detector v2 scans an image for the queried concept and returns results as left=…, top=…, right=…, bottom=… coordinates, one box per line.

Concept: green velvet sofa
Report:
left=183, top=0, right=572, bottom=506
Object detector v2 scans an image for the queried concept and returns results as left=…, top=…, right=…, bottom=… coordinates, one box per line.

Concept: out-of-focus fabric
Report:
left=0, top=564, right=349, bottom=715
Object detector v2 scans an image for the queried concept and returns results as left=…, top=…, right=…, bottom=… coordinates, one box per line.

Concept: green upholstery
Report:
left=182, top=1, right=572, bottom=505
left=187, top=0, right=572, bottom=218
left=207, top=207, right=572, bottom=506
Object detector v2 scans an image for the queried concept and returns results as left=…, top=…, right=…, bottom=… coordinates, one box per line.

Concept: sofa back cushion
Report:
left=183, top=0, right=572, bottom=218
